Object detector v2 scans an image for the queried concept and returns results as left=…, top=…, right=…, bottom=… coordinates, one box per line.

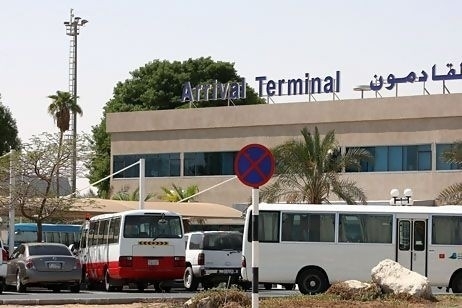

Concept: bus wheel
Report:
left=452, top=272, right=462, bottom=293
left=297, top=268, right=328, bottom=295
left=184, top=267, right=199, bottom=291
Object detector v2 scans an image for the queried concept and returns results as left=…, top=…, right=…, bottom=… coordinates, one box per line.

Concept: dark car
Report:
left=5, top=242, right=81, bottom=293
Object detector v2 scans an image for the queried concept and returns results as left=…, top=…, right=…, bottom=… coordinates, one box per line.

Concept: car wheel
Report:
left=183, top=267, right=199, bottom=291
left=52, top=287, right=61, bottom=293
left=264, top=283, right=272, bottom=290
left=70, top=284, right=80, bottom=293
left=16, top=271, right=26, bottom=293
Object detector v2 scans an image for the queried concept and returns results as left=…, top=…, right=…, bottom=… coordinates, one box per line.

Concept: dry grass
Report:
left=4, top=289, right=462, bottom=308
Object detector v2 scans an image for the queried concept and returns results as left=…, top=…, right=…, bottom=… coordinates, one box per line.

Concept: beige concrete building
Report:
left=106, top=93, right=462, bottom=207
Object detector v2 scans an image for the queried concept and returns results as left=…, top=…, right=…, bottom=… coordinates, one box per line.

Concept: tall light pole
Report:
left=64, top=9, right=88, bottom=193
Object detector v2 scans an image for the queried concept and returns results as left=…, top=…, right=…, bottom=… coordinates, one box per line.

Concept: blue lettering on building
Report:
left=181, top=79, right=247, bottom=102
left=256, top=71, right=341, bottom=97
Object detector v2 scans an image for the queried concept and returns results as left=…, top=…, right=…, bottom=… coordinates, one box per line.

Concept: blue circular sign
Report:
left=234, top=144, right=275, bottom=188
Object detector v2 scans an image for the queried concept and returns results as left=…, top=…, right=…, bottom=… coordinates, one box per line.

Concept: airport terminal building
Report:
left=106, top=89, right=462, bottom=207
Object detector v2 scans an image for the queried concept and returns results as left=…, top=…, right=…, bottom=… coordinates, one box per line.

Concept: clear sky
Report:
left=1, top=0, right=462, bottom=190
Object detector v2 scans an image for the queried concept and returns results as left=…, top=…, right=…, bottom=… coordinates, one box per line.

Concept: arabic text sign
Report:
left=369, top=63, right=462, bottom=91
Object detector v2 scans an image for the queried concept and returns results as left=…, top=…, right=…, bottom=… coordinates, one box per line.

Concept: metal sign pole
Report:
left=139, top=158, right=145, bottom=209
left=8, top=150, right=15, bottom=256
left=251, top=187, right=259, bottom=308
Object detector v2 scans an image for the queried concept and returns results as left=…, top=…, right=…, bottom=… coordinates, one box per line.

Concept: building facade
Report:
left=106, top=93, right=462, bottom=207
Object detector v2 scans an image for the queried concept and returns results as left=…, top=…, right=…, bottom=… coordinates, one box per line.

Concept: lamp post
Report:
left=389, top=188, right=414, bottom=206
left=1, top=150, right=15, bottom=256
left=64, top=9, right=88, bottom=193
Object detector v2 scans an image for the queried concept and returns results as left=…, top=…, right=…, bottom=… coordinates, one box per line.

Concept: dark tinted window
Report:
left=28, top=245, right=72, bottom=256
left=203, top=233, right=242, bottom=251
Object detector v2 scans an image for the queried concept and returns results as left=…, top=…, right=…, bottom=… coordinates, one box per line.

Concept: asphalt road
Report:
left=0, top=286, right=300, bottom=305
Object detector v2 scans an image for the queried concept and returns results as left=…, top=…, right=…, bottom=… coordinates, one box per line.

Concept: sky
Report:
left=1, top=0, right=462, bottom=190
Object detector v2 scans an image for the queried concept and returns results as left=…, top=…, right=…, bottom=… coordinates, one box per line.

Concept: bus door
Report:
left=396, top=218, right=427, bottom=276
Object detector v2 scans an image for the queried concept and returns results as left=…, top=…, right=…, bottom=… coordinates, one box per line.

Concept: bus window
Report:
left=339, top=215, right=364, bottom=243
left=399, top=220, right=411, bottom=250
left=414, top=221, right=426, bottom=251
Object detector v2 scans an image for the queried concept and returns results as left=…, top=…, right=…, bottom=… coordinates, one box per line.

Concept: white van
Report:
left=183, top=231, right=248, bottom=291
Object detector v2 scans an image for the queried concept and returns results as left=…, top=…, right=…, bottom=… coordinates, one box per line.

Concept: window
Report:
left=108, top=217, right=121, bottom=244
left=184, top=152, right=237, bottom=176
left=246, top=211, right=279, bottom=242
left=124, top=215, right=183, bottom=239
left=436, top=144, right=462, bottom=170
left=432, top=216, right=462, bottom=245
left=346, top=145, right=431, bottom=172
left=281, top=213, right=334, bottom=242
left=339, top=214, right=392, bottom=243
left=113, top=153, right=180, bottom=178
left=399, top=220, right=410, bottom=250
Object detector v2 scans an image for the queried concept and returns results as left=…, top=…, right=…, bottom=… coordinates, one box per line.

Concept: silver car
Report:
left=5, top=243, right=81, bottom=293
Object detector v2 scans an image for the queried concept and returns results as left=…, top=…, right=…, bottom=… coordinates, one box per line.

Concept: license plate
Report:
left=48, top=262, right=62, bottom=269
left=148, top=259, right=159, bottom=266
left=221, top=269, right=236, bottom=274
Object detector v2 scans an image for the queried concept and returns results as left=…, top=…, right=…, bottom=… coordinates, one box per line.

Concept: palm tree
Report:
left=47, top=90, right=82, bottom=196
left=112, top=186, right=156, bottom=201
left=159, top=183, right=199, bottom=202
left=437, top=142, right=462, bottom=204
left=260, top=126, right=371, bottom=204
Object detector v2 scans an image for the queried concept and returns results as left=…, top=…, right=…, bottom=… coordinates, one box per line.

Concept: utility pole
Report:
left=64, top=9, right=88, bottom=193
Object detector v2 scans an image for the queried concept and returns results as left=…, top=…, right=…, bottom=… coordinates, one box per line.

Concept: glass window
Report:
left=346, top=145, right=432, bottom=172
left=108, top=217, right=121, bottom=244
left=399, top=220, right=411, bottom=250
left=246, top=211, right=280, bottom=243
left=436, top=144, right=462, bottom=170
left=113, top=153, right=180, bottom=178
left=339, top=214, right=392, bottom=243
left=184, top=152, right=237, bottom=176
left=124, top=214, right=183, bottom=238
left=28, top=244, right=72, bottom=256
left=414, top=221, right=426, bottom=251
left=432, top=216, right=462, bottom=245
left=281, top=213, right=334, bottom=242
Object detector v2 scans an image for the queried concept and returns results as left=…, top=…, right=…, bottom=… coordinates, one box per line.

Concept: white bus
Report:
left=241, top=203, right=462, bottom=294
left=78, top=209, right=185, bottom=292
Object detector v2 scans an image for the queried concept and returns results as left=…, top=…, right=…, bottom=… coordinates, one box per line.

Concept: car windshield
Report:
left=28, top=245, right=72, bottom=256
left=203, top=233, right=242, bottom=251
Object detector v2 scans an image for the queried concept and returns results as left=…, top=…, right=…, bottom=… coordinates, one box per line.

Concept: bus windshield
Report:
left=123, top=215, right=182, bottom=238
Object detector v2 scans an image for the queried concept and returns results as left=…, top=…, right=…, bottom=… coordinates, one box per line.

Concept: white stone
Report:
left=344, top=280, right=372, bottom=289
left=371, top=259, right=433, bottom=299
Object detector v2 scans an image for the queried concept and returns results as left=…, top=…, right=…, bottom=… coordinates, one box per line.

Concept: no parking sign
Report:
left=234, top=143, right=275, bottom=188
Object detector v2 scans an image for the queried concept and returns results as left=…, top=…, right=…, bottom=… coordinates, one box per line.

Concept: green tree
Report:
left=159, top=183, right=199, bottom=202
left=112, top=186, right=155, bottom=201
left=87, top=57, right=265, bottom=197
left=0, top=94, right=20, bottom=155
left=260, top=126, right=371, bottom=204
left=47, top=91, right=83, bottom=195
left=437, top=141, right=462, bottom=204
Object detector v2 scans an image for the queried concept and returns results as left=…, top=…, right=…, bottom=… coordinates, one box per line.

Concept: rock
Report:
left=371, top=259, right=433, bottom=299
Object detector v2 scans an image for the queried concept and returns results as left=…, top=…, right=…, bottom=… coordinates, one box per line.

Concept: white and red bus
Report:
left=241, top=203, right=462, bottom=294
left=78, top=209, right=185, bottom=292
